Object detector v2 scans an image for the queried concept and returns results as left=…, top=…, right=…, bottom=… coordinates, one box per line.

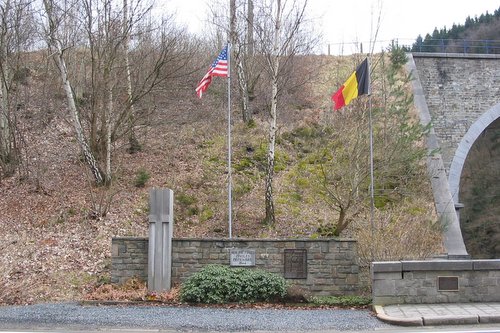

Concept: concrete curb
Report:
left=374, top=304, right=500, bottom=327
left=373, top=305, right=423, bottom=326
left=423, top=315, right=478, bottom=326
left=479, top=314, right=500, bottom=324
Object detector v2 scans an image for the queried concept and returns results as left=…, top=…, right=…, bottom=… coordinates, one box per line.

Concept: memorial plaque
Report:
left=438, top=276, right=459, bottom=291
left=284, top=249, right=307, bottom=279
left=230, top=249, right=255, bottom=266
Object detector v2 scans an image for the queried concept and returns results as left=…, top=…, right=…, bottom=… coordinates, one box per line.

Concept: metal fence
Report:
left=322, top=39, right=500, bottom=55
left=411, top=39, right=500, bottom=54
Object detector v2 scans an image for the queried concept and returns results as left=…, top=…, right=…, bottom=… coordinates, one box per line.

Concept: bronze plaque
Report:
left=438, top=276, right=459, bottom=291
left=284, top=249, right=307, bottom=279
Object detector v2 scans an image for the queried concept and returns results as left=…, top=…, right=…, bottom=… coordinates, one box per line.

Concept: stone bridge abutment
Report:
left=406, top=53, right=500, bottom=258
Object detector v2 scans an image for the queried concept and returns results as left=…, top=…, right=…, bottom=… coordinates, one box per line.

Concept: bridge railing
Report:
left=411, top=39, right=500, bottom=54
left=322, top=39, right=500, bottom=56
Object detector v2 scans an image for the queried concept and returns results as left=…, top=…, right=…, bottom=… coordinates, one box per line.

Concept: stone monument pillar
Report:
left=148, top=188, right=173, bottom=291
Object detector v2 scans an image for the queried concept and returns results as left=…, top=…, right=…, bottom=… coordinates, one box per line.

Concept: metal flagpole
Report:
left=367, top=57, right=375, bottom=260
left=227, top=42, right=233, bottom=239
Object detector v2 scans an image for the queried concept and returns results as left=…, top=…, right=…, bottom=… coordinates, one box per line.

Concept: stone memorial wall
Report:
left=112, top=237, right=360, bottom=296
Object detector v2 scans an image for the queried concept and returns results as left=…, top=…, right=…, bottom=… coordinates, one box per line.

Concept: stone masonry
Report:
left=407, top=53, right=469, bottom=258
left=412, top=53, right=500, bottom=205
left=412, top=53, right=500, bottom=175
left=112, top=237, right=148, bottom=283
left=112, top=237, right=360, bottom=296
left=372, top=259, right=500, bottom=305
left=407, top=53, right=500, bottom=258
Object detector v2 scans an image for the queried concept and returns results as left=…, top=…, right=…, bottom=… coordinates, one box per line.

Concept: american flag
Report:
left=196, top=45, right=228, bottom=98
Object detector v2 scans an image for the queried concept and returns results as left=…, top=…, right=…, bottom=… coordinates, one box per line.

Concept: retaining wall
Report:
left=112, top=237, right=360, bottom=296
left=372, top=259, right=500, bottom=305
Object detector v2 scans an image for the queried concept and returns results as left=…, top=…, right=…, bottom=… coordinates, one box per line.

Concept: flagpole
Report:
left=227, top=42, right=233, bottom=239
left=367, top=57, right=375, bottom=261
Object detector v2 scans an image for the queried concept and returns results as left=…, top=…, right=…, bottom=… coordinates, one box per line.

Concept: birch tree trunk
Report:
left=230, top=0, right=252, bottom=123
left=264, top=0, right=281, bottom=226
left=43, top=0, right=104, bottom=185
left=122, top=0, right=140, bottom=153
left=236, top=59, right=250, bottom=122
left=105, top=70, right=113, bottom=184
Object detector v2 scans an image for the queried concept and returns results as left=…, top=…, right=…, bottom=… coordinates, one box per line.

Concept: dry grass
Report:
left=355, top=198, right=444, bottom=266
left=0, top=54, right=444, bottom=305
left=83, top=278, right=181, bottom=303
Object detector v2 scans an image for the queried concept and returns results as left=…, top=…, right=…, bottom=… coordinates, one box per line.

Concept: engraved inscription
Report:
left=284, top=249, right=307, bottom=279
left=230, top=249, right=256, bottom=266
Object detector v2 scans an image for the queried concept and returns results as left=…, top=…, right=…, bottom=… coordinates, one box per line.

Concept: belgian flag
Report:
left=331, top=58, right=370, bottom=110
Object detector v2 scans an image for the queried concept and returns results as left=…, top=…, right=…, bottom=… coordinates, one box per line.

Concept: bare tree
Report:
left=295, top=48, right=429, bottom=237
left=230, top=0, right=253, bottom=123
left=253, top=0, right=310, bottom=225
left=42, top=0, right=105, bottom=184
left=263, top=0, right=281, bottom=226
left=0, top=0, right=11, bottom=172
left=122, top=0, right=140, bottom=153
left=212, top=0, right=259, bottom=124
left=315, top=110, right=371, bottom=236
left=42, top=0, right=196, bottom=186
left=0, top=0, right=35, bottom=178
left=246, top=0, right=254, bottom=56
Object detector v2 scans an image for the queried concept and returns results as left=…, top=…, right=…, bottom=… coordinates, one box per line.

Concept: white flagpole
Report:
left=227, top=42, right=233, bottom=239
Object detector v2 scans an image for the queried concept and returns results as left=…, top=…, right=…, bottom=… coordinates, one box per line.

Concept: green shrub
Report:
left=180, top=264, right=288, bottom=304
left=199, top=207, right=214, bottom=221
left=234, top=182, right=252, bottom=198
left=134, top=168, right=150, bottom=187
left=176, top=193, right=197, bottom=206
left=246, top=119, right=256, bottom=128
left=187, top=206, right=199, bottom=216
left=234, top=156, right=254, bottom=172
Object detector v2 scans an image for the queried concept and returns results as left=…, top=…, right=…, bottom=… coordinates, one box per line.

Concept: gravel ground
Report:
left=0, top=302, right=393, bottom=332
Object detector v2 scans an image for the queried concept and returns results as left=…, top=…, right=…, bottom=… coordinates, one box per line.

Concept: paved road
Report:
left=0, top=302, right=392, bottom=332
left=1, top=302, right=499, bottom=332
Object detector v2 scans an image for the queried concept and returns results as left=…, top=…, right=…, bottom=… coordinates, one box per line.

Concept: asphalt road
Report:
left=0, top=302, right=392, bottom=332
left=2, top=302, right=499, bottom=333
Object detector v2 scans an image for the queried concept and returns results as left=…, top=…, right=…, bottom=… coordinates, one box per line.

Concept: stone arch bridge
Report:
left=406, top=53, right=500, bottom=258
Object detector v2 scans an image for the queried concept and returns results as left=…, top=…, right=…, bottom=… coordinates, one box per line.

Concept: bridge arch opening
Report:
left=449, top=103, right=500, bottom=258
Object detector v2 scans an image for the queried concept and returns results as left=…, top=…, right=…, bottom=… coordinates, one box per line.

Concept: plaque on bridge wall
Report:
left=230, top=249, right=256, bottom=266
left=284, top=249, right=307, bottom=279
left=438, top=276, right=459, bottom=291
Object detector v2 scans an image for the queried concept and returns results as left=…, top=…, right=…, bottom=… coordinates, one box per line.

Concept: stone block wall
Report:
left=372, top=259, right=500, bottom=305
left=112, top=237, right=148, bottom=284
left=412, top=53, right=500, bottom=173
left=112, top=237, right=360, bottom=296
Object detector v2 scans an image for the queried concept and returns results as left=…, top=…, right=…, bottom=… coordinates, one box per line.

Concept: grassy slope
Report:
left=0, top=54, right=443, bottom=304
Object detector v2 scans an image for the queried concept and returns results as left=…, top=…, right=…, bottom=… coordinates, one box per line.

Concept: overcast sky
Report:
left=157, top=0, right=499, bottom=54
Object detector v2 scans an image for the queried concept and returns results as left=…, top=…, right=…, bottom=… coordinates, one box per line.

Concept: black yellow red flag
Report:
left=331, top=58, right=370, bottom=110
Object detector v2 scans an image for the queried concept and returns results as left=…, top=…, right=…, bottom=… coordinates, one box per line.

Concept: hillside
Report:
left=0, top=51, right=443, bottom=305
